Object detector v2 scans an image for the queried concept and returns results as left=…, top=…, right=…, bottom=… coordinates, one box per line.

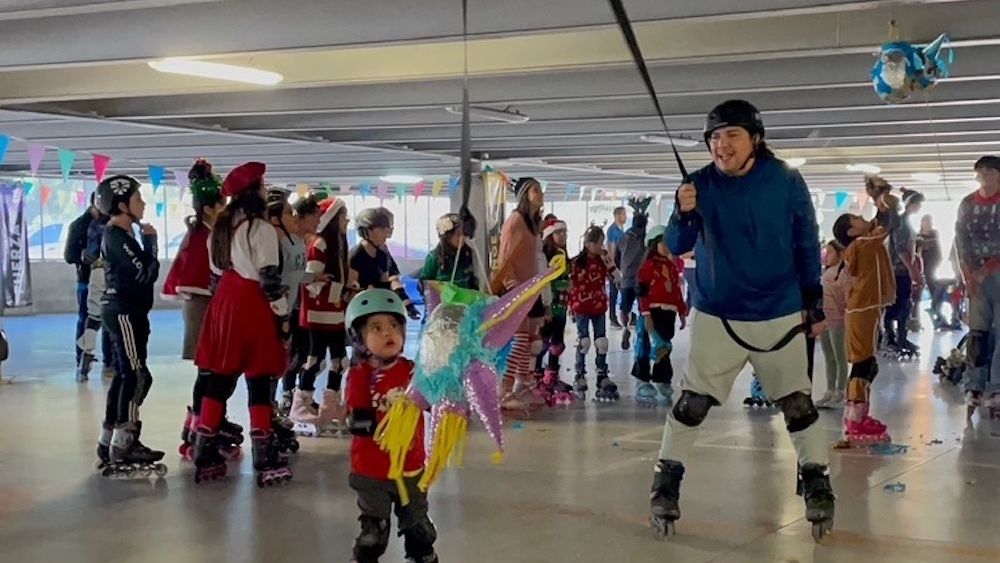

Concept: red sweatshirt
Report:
left=162, top=224, right=212, bottom=299
left=568, top=252, right=620, bottom=317
left=638, top=253, right=688, bottom=317
left=346, top=357, right=425, bottom=480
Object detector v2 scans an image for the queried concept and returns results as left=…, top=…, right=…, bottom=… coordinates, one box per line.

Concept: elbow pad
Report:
left=260, top=266, right=285, bottom=303
left=637, top=282, right=651, bottom=298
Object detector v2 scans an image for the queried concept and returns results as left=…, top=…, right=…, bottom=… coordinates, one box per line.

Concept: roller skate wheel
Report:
left=649, top=516, right=676, bottom=538
left=154, top=464, right=168, bottom=477
left=811, top=520, right=833, bottom=542
left=288, top=440, right=300, bottom=453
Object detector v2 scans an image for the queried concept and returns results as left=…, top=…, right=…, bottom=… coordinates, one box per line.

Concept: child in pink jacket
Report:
left=816, top=241, right=849, bottom=408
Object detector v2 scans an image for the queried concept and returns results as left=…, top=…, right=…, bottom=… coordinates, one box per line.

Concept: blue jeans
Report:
left=575, top=315, right=608, bottom=376
left=76, top=283, right=88, bottom=363
left=965, top=271, right=1000, bottom=394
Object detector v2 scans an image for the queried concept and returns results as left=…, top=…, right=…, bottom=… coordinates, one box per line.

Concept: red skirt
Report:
left=196, top=271, right=286, bottom=378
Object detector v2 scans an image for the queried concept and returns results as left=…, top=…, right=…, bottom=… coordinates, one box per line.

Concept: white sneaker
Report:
left=829, top=390, right=845, bottom=408
left=814, top=390, right=835, bottom=409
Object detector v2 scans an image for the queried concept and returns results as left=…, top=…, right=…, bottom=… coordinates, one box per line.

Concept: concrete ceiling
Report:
left=0, top=0, right=995, bottom=199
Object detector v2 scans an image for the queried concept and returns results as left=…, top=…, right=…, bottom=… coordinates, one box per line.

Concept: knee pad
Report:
left=85, top=316, right=102, bottom=331
left=595, top=336, right=609, bottom=355
left=849, top=357, right=878, bottom=383
left=578, top=337, right=591, bottom=355
left=776, top=391, right=819, bottom=433
left=549, top=342, right=565, bottom=357
left=354, top=516, right=390, bottom=561
left=329, top=357, right=350, bottom=374
left=205, top=374, right=237, bottom=401
left=671, top=391, right=717, bottom=427
left=530, top=338, right=545, bottom=357
left=247, top=377, right=273, bottom=406
left=967, top=331, right=990, bottom=368
left=402, top=515, right=437, bottom=557
left=134, top=366, right=153, bottom=406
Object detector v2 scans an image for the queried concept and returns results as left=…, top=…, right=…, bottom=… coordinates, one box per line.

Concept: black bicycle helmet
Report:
left=704, top=100, right=765, bottom=144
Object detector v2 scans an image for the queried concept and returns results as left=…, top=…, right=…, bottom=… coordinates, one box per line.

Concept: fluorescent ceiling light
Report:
left=639, top=134, right=700, bottom=148
left=785, top=157, right=807, bottom=168
left=846, top=163, right=882, bottom=174
left=379, top=175, right=423, bottom=184
left=444, top=105, right=530, bottom=124
left=148, top=58, right=283, bottom=86
left=911, top=172, right=941, bottom=183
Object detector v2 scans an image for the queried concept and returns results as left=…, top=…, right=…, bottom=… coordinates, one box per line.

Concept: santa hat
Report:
left=542, top=216, right=567, bottom=239
left=317, top=197, right=347, bottom=233
left=222, top=161, right=265, bottom=197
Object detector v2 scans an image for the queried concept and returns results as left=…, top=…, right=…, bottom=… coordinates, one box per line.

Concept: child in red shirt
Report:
left=634, top=226, right=688, bottom=407
left=344, top=289, right=436, bottom=563
left=568, top=226, right=622, bottom=402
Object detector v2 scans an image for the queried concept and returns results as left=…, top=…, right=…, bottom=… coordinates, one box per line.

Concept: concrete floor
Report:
left=1, top=310, right=999, bottom=563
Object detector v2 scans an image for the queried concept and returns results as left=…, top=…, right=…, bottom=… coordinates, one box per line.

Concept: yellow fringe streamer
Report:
left=374, top=397, right=423, bottom=506
left=418, top=412, right=468, bottom=493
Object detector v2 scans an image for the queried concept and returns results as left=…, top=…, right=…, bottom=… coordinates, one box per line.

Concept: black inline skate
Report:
left=102, top=426, right=167, bottom=478
left=573, top=373, right=588, bottom=401
left=594, top=373, right=620, bottom=402
left=193, top=432, right=228, bottom=484
left=271, top=415, right=301, bottom=454
left=649, top=459, right=684, bottom=537
left=798, top=463, right=835, bottom=541
left=252, top=431, right=293, bottom=487
left=896, top=340, right=920, bottom=361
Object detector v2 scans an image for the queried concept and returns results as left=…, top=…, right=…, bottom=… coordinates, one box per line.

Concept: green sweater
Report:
left=421, top=245, right=478, bottom=290
left=546, top=247, right=570, bottom=317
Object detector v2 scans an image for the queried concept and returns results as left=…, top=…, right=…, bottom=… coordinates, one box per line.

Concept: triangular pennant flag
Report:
left=447, top=175, right=459, bottom=196
left=431, top=179, right=444, bottom=197
left=28, top=143, right=46, bottom=176
left=564, top=184, right=579, bottom=201
left=298, top=183, right=312, bottom=198
left=148, top=166, right=166, bottom=192
left=0, top=135, right=9, bottom=165
left=395, top=184, right=406, bottom=202
left=40, top=185, right=53, bottom=207
left=339, top=184, right=351, bottom=194
left=76, top=189, right=87, bottom=208
left=22, top=179, right=36, bottom=196
left=376, top=184, right=389, bottom=201
left=834, top=190, right=850, bottom=210
left=360, top=183, right=370, bottom=199
left=413, top=181, right=426, bottom=200
left=297, top=184, right=310, bottom=197
left=92, top=154, right=111, bottom=182
left=171, top=168, right=188, bottom=192
left=578, top=185, right=586, bottom=201
left=155, top=201, right=165, bottom=217
left=57, top=148, right=76, bottom=181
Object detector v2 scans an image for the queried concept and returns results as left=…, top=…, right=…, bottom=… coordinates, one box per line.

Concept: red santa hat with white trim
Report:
left=542, top=215, right=567, bottom=239
left=317, top=197, right=347, bottom=233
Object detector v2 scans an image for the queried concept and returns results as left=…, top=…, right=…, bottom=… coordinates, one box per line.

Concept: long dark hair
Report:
left=436, top=225, right=472, bottom=277
left=318, top=208, right=348, bottom=282
left=512, top=178, right=542, bottom=235
left=211, top=182, right=266, bottom=270
left=573, top=225, right=605, bottom=271
left=542, top=235, right=565, bottom=261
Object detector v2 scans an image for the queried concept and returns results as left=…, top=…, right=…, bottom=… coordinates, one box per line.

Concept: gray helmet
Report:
left=96, top=175, right=141, bottom=217
left=356, top=207, right=394, bottom=238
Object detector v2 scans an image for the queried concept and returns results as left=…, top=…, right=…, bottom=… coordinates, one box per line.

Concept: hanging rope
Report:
left=921, top=90, right=952, bottom=201
left=457, top=0, right=477, bottom=238
left=607, top=0, right=690, bottom=182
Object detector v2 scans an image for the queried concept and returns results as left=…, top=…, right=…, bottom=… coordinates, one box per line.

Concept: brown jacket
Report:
left=492, top=211, right=541, bottom=293
left=844, top=229, right=896, bottom=313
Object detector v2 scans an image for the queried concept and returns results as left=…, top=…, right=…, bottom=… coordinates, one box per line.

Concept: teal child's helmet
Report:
left=645, top=225, right=666, bottom=246
left=345, top=288, right=408, bottom=333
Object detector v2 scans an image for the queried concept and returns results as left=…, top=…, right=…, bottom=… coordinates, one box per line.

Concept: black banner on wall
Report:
left=0, top=181, right=32, bottom=308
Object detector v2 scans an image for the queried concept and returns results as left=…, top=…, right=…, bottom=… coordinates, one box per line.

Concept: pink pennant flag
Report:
left=40, top=185, right=53, bottom=207
left=27, top=143, right=46, bottom=176
left=92, top=154, right=111, bottom=182
left=376, top=184, right=389, bottom=201
left=76, top=189, right=87, bottom=207
left=172, top=169, right=189, bottom=192
left=413, top=181, right=426, bottom=199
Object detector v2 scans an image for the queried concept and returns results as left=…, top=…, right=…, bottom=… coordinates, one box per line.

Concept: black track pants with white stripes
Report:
left=102, top=310, right=150, bottom=427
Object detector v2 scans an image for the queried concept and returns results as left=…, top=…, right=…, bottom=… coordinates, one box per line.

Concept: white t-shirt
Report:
left=209, top=215, right=288, bottom=316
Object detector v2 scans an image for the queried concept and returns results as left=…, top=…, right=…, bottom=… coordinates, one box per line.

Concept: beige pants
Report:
left=681, top=309, right=810, bottom=403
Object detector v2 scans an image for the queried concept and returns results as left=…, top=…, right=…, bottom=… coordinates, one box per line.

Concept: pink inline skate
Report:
left=843, top=401, right=891, bottom=446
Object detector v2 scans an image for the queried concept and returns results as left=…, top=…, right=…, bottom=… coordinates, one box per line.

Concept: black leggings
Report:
left=301, top=329, right=348, bottom=391
left=103, top=310, right=150, bottom=428
left=281, top=311, right=310, bottom=393
left=200, top=375, right=273, bottom=434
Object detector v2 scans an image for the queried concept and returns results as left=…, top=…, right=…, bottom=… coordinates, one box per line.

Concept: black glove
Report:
left=347, top=408, right=377, bottom=437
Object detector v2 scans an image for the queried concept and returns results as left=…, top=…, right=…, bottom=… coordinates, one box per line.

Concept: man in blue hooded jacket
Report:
left=648, top=100, right=835, bottom=540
